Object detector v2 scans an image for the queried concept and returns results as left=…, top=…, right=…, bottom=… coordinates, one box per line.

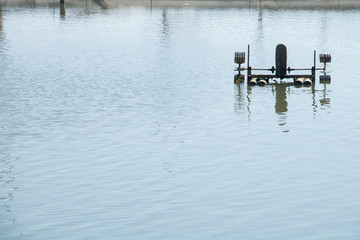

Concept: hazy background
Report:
left=1, top=0, right=360, bottom=8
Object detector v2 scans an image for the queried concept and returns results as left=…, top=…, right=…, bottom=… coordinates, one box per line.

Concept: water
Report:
left=1, top=3, right=360, bottom=240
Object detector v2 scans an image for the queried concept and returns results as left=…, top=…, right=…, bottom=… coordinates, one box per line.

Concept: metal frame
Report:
left=234, top=44, right=331, bottom=85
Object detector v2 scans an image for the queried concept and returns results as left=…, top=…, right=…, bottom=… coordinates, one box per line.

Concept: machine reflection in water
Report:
left=234, top=82, right=331, bottom=127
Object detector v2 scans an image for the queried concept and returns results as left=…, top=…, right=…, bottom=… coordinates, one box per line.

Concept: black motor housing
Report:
left=275, top=44, right=287, bottom=79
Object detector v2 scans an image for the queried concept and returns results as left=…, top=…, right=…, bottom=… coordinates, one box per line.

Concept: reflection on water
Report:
left=273, top=84, right=288, bottom=114
left=60, top=2, right=65, bottom=19
left=0, top=7, right=5, bottom=60
left=0, top=4, right=19, bottom=222
left=0, top=6, right=3, bottom=38
left=0, top=151, right=18, bottom=222
left=255, top=7, right=264, bottom=47
left=0, top=7, right=2, bottom=32
left=320, top=12, right=329, bottom=46
left=234, top=83, right=331, bottom=126
left=320, top=83, right=331, bottom=107
left=161, top=8, right=169, bottom=44
left=273, top=84, right=289, bottom=126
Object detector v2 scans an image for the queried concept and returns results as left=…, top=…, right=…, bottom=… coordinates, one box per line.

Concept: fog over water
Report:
left=0, top=2, right=359, bottom=240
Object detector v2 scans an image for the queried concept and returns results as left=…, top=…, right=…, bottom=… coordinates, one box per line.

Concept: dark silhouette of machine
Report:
left=234, top=44, right=331, bottom=86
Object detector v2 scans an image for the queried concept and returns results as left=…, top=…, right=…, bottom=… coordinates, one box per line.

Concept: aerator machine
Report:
left=234, top=44, right=331, bottom=86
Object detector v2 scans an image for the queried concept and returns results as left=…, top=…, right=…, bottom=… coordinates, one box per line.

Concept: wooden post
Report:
left=60, top=0, right=65, bottom=18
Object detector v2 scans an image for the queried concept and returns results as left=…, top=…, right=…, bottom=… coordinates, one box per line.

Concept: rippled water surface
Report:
left=0, top=4, right=360, bottom=240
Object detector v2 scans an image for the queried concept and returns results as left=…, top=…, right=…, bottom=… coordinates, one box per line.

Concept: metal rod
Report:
left=289, top=68, right=312, bottom=71
left=247, top=44, right=250, bottom=83
left=288, top=68, right=324, bottom=71
left=251, top=68, right=274, bottom=71
left=247, top=45, right=250, bottom=69
left=314, top=50, right=316, bottom=83
left=251, top=67, right=323, bottom=71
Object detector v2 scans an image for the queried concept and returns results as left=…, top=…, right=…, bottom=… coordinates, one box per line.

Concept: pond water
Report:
left=0, top=3, right=360, bottom=240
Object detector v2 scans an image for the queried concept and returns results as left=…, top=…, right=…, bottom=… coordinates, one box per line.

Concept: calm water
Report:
left=0, top=4, right=360, bottom=240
